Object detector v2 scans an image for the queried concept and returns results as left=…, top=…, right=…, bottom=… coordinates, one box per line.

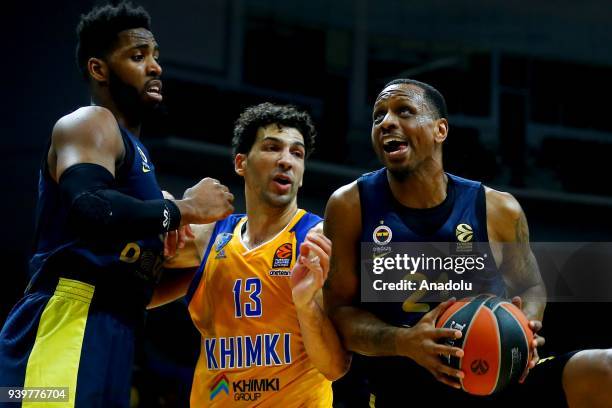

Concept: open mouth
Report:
left=383, top=139, right=408, bottom=153
left=273, top=175, right=292, bottom=186
left=145, top=80, right=163, bottom=101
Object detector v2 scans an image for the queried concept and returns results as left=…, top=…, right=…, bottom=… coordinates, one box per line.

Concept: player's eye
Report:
left=131, top=54, right=144, bottom=62
left=292, top=149, right=305, bottom=159
left=398, top=106, right=413, bottom=116
left=264, top=143, right=280, bottom=151
left=373, top=111, right=385, bottom=124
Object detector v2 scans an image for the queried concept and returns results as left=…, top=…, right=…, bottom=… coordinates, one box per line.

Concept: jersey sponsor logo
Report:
left=269, top=269, right=291, bottom=277
left=204, top=333, right=292, bottom=370
left=455, top=223, right=474, bottom=242
left=232, top=377, right=280, bottom=402
left=209, top=374, right=280, bottom=402
left=373, top=224, right=392, bottom=245
left=137, top=146, right=151, bottom=173
left=272, top=243, right=293, bottom=268
left=210, top=373, right=230, bottom=401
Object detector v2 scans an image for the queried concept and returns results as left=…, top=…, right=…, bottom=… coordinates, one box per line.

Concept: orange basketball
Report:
left=436, top=295, right=534, bottom=395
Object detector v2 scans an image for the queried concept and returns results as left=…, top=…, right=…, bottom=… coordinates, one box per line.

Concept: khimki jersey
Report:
left=186, top=209, right=333, bottom=407
left=358, top=168, right=506, bottom=327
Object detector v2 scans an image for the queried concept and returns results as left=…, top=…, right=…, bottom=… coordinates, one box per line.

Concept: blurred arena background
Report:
left=3, top=1, right=612, bottom=406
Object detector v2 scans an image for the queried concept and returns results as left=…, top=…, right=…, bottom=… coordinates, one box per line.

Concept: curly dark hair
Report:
left=232, top=103, right=317, bottom=157
left=382, top=78, right=448, bottom=119
left=76, top=2, right=151, bottom=80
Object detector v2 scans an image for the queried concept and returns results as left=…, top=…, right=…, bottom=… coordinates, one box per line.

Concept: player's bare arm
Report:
left=50, top=105, right=233, bottom=240
left=290, top=222, right=351, bottom=381
left=486, top=187, right=546, bottom=375
left=486, top=187, right=546, bottom=320
left=324, top=182, right=465, bottom=389
left=50, top=106, right=125, bottom=180
left=149, top=222, right=216, bottom=309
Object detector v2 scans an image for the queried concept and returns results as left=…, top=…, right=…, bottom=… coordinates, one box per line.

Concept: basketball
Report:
left=436, top=295, right=534, bottom=395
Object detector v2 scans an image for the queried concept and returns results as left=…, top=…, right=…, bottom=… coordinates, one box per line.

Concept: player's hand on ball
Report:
left=397, top=298, right=465, bottom=389
left=511, top=296, right=545, bottom=383
left=181, top=178, right=234, bottom=224
left=290, top=232, right=331, bottom=310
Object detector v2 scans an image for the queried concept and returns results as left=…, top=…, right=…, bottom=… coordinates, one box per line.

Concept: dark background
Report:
left=2, top=1, right=612, bottom=406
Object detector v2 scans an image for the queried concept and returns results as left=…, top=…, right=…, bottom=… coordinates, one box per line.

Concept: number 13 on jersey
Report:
left=232, top=278, right=262, bottom=318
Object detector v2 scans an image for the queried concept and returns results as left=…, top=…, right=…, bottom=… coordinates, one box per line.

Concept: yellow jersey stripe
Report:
left=23, top=278, right=94, bottom=408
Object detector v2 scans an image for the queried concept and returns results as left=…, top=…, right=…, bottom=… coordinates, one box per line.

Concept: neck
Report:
left=387, top=158, right=447, bottom=209
left=91, top=93, right=142, bottom=136
left=242, top=194, right=298, bottom=249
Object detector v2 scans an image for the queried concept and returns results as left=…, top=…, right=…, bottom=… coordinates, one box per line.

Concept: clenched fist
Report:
left=174, top=178, right=234, bottom=225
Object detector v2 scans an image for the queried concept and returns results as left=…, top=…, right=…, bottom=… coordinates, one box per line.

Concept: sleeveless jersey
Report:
left=27, top=126, right=165, bottom=309
left=358, top=168, right=505, bottom=327
left=357, top=168, right=506, bottom=397
left=187, top=209, right=333, bottom=407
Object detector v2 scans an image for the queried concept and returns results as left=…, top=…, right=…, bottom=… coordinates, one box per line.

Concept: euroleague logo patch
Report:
left=272, top=243, right=292, bottom=268
left=455, top=223, right=474, bottom=242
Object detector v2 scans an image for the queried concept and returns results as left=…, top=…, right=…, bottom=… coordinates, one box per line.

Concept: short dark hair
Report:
left=232, top=103, right=317, bottom=157
left=382, top=78, right=448, bottom=119
left=76, top=2, right=151, bottom=80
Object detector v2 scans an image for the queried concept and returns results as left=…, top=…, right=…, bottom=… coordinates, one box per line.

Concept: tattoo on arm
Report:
left=504, top=210, right=542, bottom=293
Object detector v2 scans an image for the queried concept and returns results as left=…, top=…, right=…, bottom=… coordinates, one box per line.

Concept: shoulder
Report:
left=484, top=186, right=525, bottom=241
left=327, top=181, right=360, bottom=212
left=484, top=186, right=522, bottom=220
left=52, top=106, right=122, bottom=148
left=191, top=222, right=217, bottom=257
left=307, top=220, right=324, bottom=234
left=325, top=181, right=361, bottom=237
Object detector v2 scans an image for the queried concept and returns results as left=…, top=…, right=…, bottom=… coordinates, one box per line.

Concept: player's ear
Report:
left=434, top=118, right=448, bottom=144
left=234, top=153, right=247, bottom=177
left=88, top=57, right=108, bottom=84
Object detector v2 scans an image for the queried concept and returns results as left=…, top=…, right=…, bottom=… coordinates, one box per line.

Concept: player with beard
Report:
left=0, top=3, right=233, bottom=407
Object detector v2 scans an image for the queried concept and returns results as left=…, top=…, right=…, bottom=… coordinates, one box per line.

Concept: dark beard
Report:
left=108, top=69, right=162, bottom=127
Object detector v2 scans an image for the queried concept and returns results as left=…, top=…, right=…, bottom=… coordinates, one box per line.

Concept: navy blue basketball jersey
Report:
left=27, top=126, right=165, bottom=308
left=358, top=168, right=506, bottom=327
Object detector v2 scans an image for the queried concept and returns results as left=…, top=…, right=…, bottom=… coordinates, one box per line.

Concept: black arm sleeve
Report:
left=59, top=163, right=181, bottom=240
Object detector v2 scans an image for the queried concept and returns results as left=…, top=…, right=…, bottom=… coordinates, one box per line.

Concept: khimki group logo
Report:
left=210, top=373, right=229, bottom=401
left=373, top=222, right=392, bottom=245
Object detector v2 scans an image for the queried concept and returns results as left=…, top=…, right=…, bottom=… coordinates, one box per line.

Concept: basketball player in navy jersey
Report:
left=324, top=79, right=612, bottom=407
left=0, top=4, right=233, bottom=407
